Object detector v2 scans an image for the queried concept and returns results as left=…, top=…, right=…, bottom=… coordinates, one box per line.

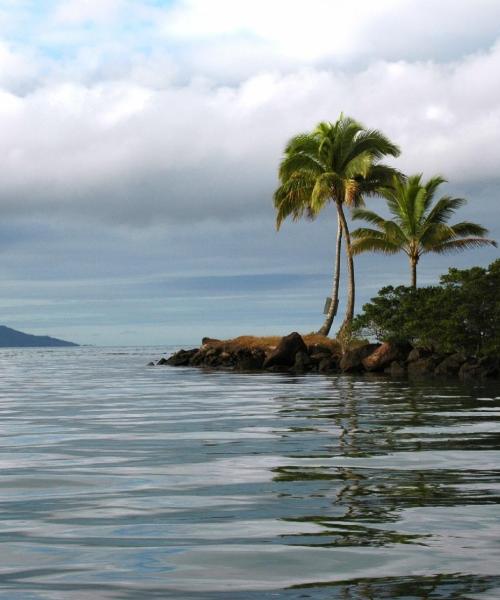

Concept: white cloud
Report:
left=0, top=39, right=500, bottom=227
left=162, top=0, right=500, bottom=66
left=53, top=0, right=124, bottom=24
left=162, top=0, right=399, bottom=61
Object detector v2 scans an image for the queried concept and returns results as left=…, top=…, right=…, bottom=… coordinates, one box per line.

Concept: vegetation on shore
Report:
left=352, top=260, right=500, bottom=358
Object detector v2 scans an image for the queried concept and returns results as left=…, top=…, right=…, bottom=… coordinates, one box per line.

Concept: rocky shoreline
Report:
left=151, top=332, right=499, bottom=382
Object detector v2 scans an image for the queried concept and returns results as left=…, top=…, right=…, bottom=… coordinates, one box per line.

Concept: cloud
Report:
left=0, top=39, right=500, bottom=227
left=162, top=0, right=500, bottom=67
left=53, top=0, right=124, bottom=24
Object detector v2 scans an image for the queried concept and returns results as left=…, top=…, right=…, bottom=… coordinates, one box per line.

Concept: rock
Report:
left=307, top=342, right=335, bottom=356
left=387, top=361, right=406, bottom=377
left=157, top=357, right=168, bottom=365
left=189, top=348, right=208, bottom=366
left=203, top=347, right=223, bottom=366
left=478, top=356, right=500, bottom=378
left=459, top=356, right=499, bottom=381
left=218, top=351, right=235, bottom=367
left=340, top=343, right=380, bottom=373
left=147, top=361, right=156, bottom=366
left=234, top=348, right=265, bottom=371
left=202, top=337, right=220, bottom=346
left=362, top=342, right=411, bottom=372
left=293, top=351, right=312, bottom=372
left=318, top=356, right=339, bottom=373
left=407, top=347, right=431, bottom=362
left=407, top=356, right=438, bottom=377
left=263, top=332, right=308, bottom=368
left=434, top=352, right=467, bottom=377
left=166, top=348, right=199, bottom=366
left=310, top=352, right=333, bottom=364
left=459, top=360, right=483, bottom=381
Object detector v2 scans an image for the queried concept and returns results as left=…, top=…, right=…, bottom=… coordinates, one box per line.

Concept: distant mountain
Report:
left=0, top=325, right=78, bottom=347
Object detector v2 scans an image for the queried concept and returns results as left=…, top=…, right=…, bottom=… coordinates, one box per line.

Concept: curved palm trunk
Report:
left=318, top=215, right=342, bottom=336
left=336, top=200, right=355, bottom=336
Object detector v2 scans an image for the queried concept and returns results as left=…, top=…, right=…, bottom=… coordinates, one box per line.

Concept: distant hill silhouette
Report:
left=0, top=325, right=78, bottom=347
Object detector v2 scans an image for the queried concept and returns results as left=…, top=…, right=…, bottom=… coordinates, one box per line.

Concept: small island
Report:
left=0, top=325, right=78, bottom=348
left=154, top=114, right=498, bottom=382
left=155, top=259, right=499, bottom=382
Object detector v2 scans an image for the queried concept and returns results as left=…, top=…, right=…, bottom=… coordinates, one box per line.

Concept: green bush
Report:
left=352, top=260, right=500, bottom=357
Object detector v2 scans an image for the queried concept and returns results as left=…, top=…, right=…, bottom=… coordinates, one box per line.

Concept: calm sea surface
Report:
left=0, top=346, right=499, bottom=599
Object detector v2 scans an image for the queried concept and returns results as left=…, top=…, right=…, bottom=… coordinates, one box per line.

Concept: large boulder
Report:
left=189, top=348, right=209, bottom=366
left=203, top=347, right=223, bottom=366
left=234, top=348, right=265, bottom=371
left=362, top=342, right=411, bottom=372
left=165, top=348, right=198, bottom=366
left=318, top=356, right=339, bottom=373
left=387, top=361, right=406, bottom=377
left=459, top=356, right=499, bottom=381
left=407, top=347, right=432, bottom=363
left=293, top=351, right=313, bottom=372
left=434, top=352, right=467, bottom=377
left=263, top=332, right=308, bottom=368
left=340, top=343, right=380, bottom=373
left=407, top=356, right=438, bottom=377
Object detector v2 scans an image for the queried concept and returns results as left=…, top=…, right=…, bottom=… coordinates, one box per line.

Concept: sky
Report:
left=0, top=0, right=499, bottom=346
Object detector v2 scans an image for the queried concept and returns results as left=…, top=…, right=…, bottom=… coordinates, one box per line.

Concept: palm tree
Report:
left=351, top=174, right=497, bottom=288
left=274, top=116, right=400, bottom=335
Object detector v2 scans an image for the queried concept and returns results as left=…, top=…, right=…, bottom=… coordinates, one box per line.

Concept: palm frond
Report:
left=351, top=208, right=386, bottom=228
left=351, top=227, right=386, bottom=240
left=284, top=133, right=318, bottom=156
left=278, top=152, right=324, bottom=182
left=311, top=172, right=337, bottom=212
left=449, top=221, right=491, bottom=238
left=343, top=129, right=401, bottom=167
left=429, top=238, right=498, bottom=254
left=274, top=173, right=316, bottom=229
left=423, top=175, right=446, bottom=208
left=383, top=220, right=407, bottom=244
left=351, top=237, right=402, bottom=256
left=424, top=195, right=466, bottom=226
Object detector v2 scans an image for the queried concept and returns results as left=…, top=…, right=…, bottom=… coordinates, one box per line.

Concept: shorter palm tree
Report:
left=351, top=174, right=497, bottom=288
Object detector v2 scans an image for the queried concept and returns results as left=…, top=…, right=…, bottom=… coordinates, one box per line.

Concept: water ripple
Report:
left=0, top=347, right=499, bottom=599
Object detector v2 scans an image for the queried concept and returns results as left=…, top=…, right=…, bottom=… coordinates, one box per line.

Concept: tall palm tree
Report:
left=351, top=174, right=497, bottom=288
left=274, top=116, right=400, bottom=335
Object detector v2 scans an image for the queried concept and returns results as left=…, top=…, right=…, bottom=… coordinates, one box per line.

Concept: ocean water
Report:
left=0, top=346, right=499, bottom=600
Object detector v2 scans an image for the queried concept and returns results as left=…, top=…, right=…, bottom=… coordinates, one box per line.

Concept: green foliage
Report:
left=352, top=260, right=500, bottom=357
left=274, top=115, right=401, bottom=228
left=351, top=174, right=497, bottom=287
